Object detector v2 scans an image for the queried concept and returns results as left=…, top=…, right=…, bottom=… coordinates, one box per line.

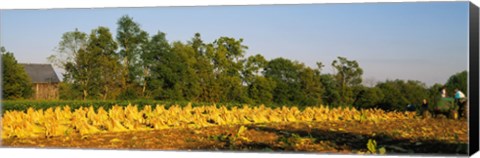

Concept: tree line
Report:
left=2, top=15, right=468, bottom=111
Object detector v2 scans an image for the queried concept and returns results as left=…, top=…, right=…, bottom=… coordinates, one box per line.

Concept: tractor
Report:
left=430, top=97, right=460, bottom=119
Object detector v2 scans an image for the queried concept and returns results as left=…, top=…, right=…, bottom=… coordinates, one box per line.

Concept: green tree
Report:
left=1, top=47, right=33, bottom=99
left=209, top=37, right=249, bottom=103
left=445, top=70, right=468, bottom=97
left=376, top=80, right=406, bottom=111
left=116, top=15, right=149, bottom=94
left=62, top=27, right=120, bottom=100
left=57, top=82, right=82, bottom=100
left=320, top=74, right=341, bottom=107
left=143, top=31, right=170, bottom=98
left=170, top=41, right=201, bottom=100
left=65, top=44, right=97, bottom=100
left=352, top=86, right=384, bottom=109
left=85, top=27, right=120, bottom=100
left=242, top=54, right=267, bottom=85
left=248, top=76, right=276, bottom=105
left=190, top=33, right=205, bottom=55
left=145, top=32, right=173, bottom=100
left=298, top=66, right=324, bottom=106
left=331, top=56, right=363, bottom=106
left=376, top=80, right=428, bottom=111
left=48, top=28, right=88, bottom=83
left=188, top=33, right=218, bottom=102
left=403, top=80, right=429, bottom=106
left=264, top=58, right=303, bottom=105
left=48, top=29, right=89, bottom=100
left=148, top=39, right=202, bottom=101
left=241, top=54, right=274, bottom=104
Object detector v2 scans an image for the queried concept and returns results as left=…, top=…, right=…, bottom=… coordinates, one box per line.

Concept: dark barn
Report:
left=21, top=63, right=60, bottom=100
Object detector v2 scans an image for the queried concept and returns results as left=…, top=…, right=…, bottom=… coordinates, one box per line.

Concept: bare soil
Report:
left=1, top=118, right=468, bottom=155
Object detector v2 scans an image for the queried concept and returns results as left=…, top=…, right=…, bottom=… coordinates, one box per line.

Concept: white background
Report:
left=0, top=0, right=478, bottom=158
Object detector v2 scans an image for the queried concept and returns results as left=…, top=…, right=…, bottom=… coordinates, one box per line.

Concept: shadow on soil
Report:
left=200, top=124, right=468, bottom=156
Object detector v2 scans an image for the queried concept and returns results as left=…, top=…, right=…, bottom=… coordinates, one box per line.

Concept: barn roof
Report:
left=20, top=63, right=60, bottom=83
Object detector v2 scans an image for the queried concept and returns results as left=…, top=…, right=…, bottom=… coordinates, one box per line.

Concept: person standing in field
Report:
left=440, top=86, right=447, bottom=98
left=454, top=88, right=467, bottom=118
left=421, top=99, right=429, bottom=118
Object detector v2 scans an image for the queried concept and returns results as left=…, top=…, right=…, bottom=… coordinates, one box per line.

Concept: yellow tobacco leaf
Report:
left=110, top=138, right=122, bottom=143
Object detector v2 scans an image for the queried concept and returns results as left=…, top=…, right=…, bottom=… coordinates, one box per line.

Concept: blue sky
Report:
left=0, top=2, right=469, bottom=86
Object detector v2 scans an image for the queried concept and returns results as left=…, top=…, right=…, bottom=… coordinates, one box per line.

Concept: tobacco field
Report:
left=0, top=104, right=468, bottom=155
